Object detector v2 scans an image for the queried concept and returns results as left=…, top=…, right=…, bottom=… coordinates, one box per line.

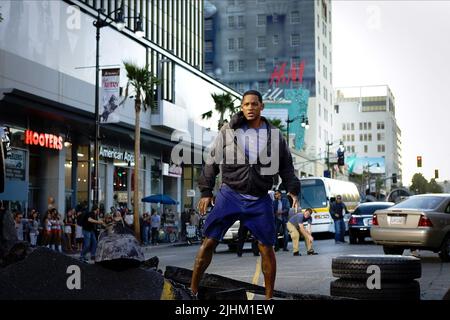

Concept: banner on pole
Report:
left=100, top=68, right=120, bottom=124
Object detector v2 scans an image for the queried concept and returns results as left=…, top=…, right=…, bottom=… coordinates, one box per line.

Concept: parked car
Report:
left=348, top=202, right=395, bottom=244
left=371, top=194, right=450, bottom=262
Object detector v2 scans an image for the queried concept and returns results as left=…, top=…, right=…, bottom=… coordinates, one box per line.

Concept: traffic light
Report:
left=435, top=169, right=439, bottom=179
left=337, top=149, right=345, bottom=166
left=417, top=156, right=422, bottom=168
left=392, top=173, right=397, bottom=184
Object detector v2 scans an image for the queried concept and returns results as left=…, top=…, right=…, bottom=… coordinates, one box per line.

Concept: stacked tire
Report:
left=330, top=255, right=421, bottom=300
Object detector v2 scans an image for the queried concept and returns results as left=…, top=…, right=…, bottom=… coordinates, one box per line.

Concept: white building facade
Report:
left=333, top=86, right=403, bottom=191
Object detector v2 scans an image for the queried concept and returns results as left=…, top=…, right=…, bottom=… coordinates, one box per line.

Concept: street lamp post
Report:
left=286, top=114, right=309, bottom=149
left=92, top=6, right=143, bottom=207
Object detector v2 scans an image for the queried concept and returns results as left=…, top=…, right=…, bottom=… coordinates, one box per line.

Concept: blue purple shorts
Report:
left=202, top=184, right=276, bottom=246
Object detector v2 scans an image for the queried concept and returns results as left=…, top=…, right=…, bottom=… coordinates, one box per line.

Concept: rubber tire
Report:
left=169, top=232, right=177, bottom=243
left=332, top=254, right=421, bottom=281
left=330, top=279, right=420, bottom=300
left=438, top=235, right=450, bottom=262
left=383, top=246, right=405, bottom=255
left=349, top=232, right=357, bottom=244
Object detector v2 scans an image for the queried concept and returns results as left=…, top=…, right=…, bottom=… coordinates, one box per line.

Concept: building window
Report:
left=205, top=63, right=213, bottom=73
left=273, top=34, right=279, bottom=45
left=257, top=58, right=266, bottom=71
left=291, top=34, right=300, bottom=46
left=205, top=19, right=213, bottom=31
left=257, top=14, right=266, bottom=26
left=205, top=41, right=213, bottom=52
left=258, top=81, right=267, bottom=93
left=228, top=16, right=235, bottom=28
left=257, top=36, right=266, bottom=48
left=228, top=38, right=235, bottom=50
left=238, top=37, right=244, bottom=50
left=364, top=145, right=368, bottom=153
left=238, top=15, right=244, bottom=28
left=291, top=11, right=300, bottom=24
left=238, top=60, right=245, bottom=72
left=228, top=61, right=235, bottom=73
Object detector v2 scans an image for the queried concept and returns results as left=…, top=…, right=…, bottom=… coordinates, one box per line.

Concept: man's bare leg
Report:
left=258, top=242, right=276, bottom=299
left=191, top=238, right=218, bottom=295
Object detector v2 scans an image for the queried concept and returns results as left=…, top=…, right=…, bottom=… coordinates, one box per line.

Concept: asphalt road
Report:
left=142, top=236, right=450, bottom=300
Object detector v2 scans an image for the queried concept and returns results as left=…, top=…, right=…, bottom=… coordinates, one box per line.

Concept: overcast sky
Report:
left=332, top=1, right=450, bottom=185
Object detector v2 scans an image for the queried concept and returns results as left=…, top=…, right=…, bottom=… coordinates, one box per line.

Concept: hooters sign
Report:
left=269, top=61, right=305, bottom=87
left=25, top=130, right=63, bottom=150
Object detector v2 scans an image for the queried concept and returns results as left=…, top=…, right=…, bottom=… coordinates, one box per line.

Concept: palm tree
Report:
left=122, top=61, right=160, bottom=241
left=201, top=93, right=238, bottom=130
left=266, top=118, right=286, bottom=132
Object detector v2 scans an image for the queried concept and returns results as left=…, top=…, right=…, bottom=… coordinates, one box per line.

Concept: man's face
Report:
left=304, top=210, right=311, bottom=218
left=241, top=94, right=264, bottom=121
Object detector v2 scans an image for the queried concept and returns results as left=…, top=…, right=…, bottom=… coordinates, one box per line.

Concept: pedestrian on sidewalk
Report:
left=286, top=208, right=318, bottom=256
left=190, top=90, right=300, bottom=300
left=151, top=209, right=161, bottom=245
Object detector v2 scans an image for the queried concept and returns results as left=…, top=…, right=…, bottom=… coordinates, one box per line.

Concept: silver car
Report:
left=371, top=194, right=450, bottom=262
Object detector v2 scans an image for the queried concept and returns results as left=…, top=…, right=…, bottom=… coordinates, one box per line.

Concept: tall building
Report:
left=333, top=85, right=403, bottom=191
left=205, top=0, right=334, bottom=176
left=0, top=0, right=240, bottom=218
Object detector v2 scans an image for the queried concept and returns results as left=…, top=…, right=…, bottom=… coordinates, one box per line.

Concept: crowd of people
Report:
left=12, top=203, right=166, bottom=261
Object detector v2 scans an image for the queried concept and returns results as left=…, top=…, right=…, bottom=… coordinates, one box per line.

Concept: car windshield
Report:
left=300, top=180, right=328, bottom=208
left=391, top=196, right=445, bottom=210
left=354, top=204, right=393, bottom=215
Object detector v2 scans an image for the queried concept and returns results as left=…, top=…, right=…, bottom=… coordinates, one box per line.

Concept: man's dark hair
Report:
left=242, top=90, right=262, bottom=103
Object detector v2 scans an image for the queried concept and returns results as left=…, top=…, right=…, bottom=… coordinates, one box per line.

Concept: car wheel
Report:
left=438, top=235, right=450, bottom=262
left=383, top=246, right=404, bottom=255
left=349, top=232, right=357, bottom=244
left=168, top=232, right=177, bottom=243
left=227, top=244, right=237, bottom=252
left=332, top=254, right=421, bottom=281
left=330, top=279, right=420, bottom=300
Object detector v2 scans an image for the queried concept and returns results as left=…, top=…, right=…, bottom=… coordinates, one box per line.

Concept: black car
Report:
left=348, top=202, right=395, bottom=244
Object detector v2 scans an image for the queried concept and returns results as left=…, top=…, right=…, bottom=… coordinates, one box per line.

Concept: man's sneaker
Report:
left=307, top=250, right=318, bottom=255
left=293, top=251, right=301, bottom=256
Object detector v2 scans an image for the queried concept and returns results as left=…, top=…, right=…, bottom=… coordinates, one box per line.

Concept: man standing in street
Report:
left=79, top=205, right=104, bottom=262
left=190, top=90, right=300, bottom=300
left=330, top=195, right=349, bottom=244
left=273, top=190, right=290, bottom=252
left=286, top=208, right=318, bottom=256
